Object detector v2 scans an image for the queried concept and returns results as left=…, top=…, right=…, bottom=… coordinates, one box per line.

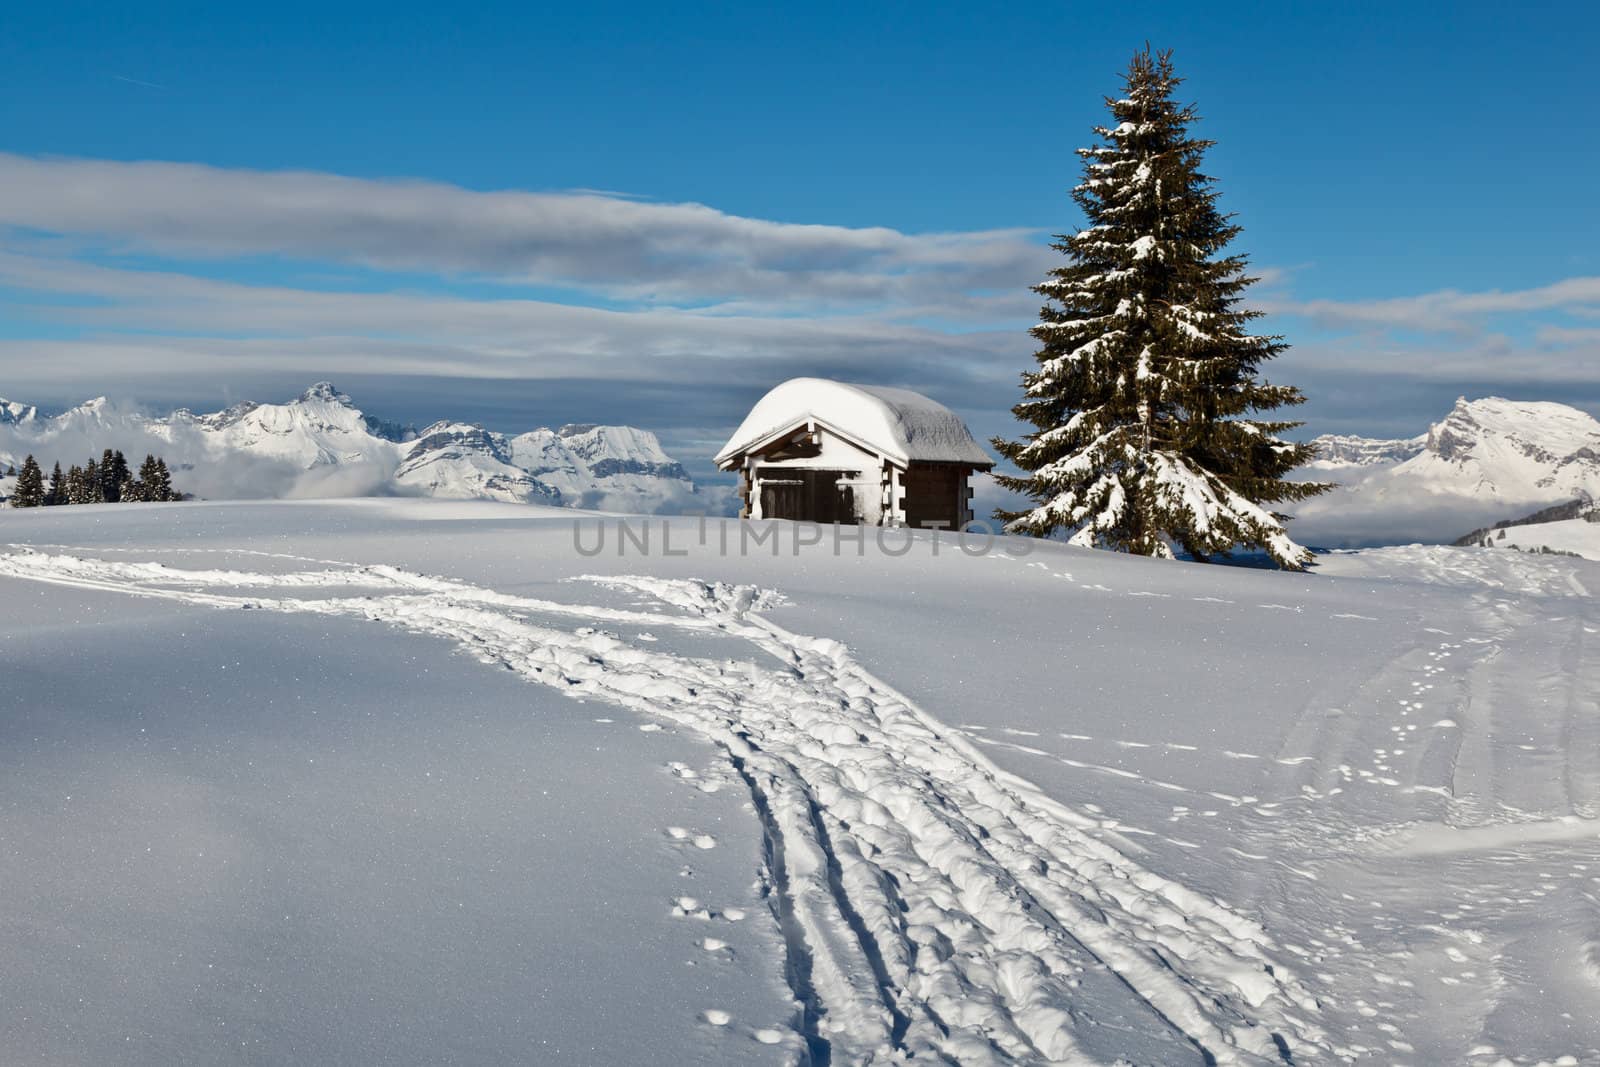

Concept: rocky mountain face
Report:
left=393, top=422, right=561, bottom=505
left=1408, top=398, right=1600, bottom=499
left=394, top=420, right=698, bottom=511
left=0, top=383, right=706, bottom=513
left=1305, top=433, right=1426, bottom=469
left=0, top=399, right=39, bottom=429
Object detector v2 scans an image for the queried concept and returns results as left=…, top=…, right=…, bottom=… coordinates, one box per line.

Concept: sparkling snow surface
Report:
left=3, top=499, right=1599, bottom=1065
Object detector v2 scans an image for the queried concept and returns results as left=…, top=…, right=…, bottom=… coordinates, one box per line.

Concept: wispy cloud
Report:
left=1536, top=325, right=1600, bottom=346
left=109, top=74, right=169, bottom=91
left=0, top=153, right=1050, bottom=316
left=1263, top=277, right=1600, bottom=334
left=0, top=249, right=1025, bottom=383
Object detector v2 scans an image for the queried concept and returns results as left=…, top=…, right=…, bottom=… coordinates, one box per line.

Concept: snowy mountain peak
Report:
left=297, top=381, right=354, bottom=406
left=46, top=396, right=147, bottom=435
left=183, top=385, right=390, bottom=469
left=1424, top=396, right=1600, bottom=469
left=0, top=398, right=40, bottom=428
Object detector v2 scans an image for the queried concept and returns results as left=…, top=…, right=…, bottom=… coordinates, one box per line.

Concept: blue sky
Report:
left=2, top=0, right=1598, bottom=474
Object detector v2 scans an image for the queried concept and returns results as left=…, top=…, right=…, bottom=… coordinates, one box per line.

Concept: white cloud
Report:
left=1274, top=334, right=1598, bottom=383
left=0, top=249, right=1029, bottom=400
left=1289, top=487, right=1531, bottom=549
left=1264, top=277, right=1600, bottom=334
left=0, top=153, right=1051, bottom=313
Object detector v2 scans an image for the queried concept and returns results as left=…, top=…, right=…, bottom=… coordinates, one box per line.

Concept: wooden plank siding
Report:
left=758, top=470, right=857, bottom=524
left=900, top=463, right=964, bottom=530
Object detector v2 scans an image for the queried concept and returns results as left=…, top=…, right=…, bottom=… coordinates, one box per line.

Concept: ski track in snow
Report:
left=0, top=546, right=1328, bottom=1066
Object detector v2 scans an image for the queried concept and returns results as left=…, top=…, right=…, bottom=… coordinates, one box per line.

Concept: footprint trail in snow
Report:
left=0, top=547, right=1330, bottom=1065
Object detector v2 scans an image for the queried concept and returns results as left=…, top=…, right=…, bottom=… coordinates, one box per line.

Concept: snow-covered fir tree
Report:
left=993, top=47, right=1329, bottom=569
left=153, top=458, right=173, bottom=501
left=65, top=464, right=87, bottom=505
left=138, top=454, right=162, bottom=501
left=112, top=451, right=132, bottom=500
left=45, top=462, right=63, bottom=506
left=82, top=459, right=104, bottom=503
left=99, top=449, right=131, bottom=503
left=11, top=456, right=45, bottom=508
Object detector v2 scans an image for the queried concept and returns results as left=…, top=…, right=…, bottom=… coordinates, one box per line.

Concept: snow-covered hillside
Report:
left=0, top=383, right=711, bottom=513
left=2, top=499, right=1597, bottom=1064
left=1455, top=497, right=1600, bottom=560
left=1295, top=397, right=1600, bottom=547
left=1473, top=516, right=1600, bottom=560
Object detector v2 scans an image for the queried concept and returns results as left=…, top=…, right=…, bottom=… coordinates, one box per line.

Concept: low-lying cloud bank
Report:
left=1287, top=490, right=1528, bottom=549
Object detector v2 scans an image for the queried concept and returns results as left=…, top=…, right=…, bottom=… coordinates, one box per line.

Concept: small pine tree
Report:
left=4, top=464, right=14, bottom=476
left=82, top=459, right=104, bottom=503
left=993, top=47, right=1330, bottom=569
left=100, top=448, right=122, bottom=503
left=65, top=464, right=87, bottom=505
left=111, top=451, right=131, bottom=498
left=152, top=458, right=174, bottom=502
left=44, top=462, right=64, bottom=506
left=10, top=456, right=45, bottom=507
left=138, top=454, right=162, bottom=501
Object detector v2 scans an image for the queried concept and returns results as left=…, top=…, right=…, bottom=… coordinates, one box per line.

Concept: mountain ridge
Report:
left=0, top=382, right=711, bottom=514
left=1292, top=396, right=1600, bottom=547
left=1308, top=397, right=1600, bottom=501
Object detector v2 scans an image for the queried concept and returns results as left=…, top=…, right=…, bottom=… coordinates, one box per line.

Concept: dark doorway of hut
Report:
left=758, top=469, right=858, bottom=524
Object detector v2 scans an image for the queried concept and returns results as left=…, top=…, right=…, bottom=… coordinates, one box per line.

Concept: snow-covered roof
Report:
left=716, top=378, right=993, bottom=469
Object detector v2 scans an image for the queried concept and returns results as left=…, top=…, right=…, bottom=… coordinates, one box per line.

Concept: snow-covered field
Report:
left=3, top=499, right=1598, bottom=1065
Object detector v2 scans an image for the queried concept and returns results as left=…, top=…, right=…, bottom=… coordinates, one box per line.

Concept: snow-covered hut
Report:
left=715, top=378, right=994, bottom=527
